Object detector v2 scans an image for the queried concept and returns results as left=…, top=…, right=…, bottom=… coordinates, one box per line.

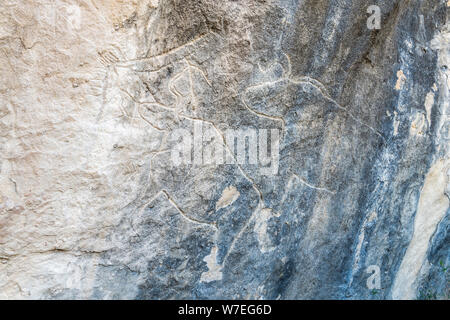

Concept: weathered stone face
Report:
left=0, top=0, right=448, bottom=300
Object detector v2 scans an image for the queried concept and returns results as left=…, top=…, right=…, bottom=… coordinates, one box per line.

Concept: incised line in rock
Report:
left=139, top=189, right=217, bottom=231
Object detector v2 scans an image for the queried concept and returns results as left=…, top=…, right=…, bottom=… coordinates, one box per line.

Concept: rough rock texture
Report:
left=0, top=0, right=448, bottom=299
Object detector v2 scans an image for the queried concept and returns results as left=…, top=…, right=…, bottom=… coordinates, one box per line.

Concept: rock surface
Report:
left=0, top=0, right=448, bottom=299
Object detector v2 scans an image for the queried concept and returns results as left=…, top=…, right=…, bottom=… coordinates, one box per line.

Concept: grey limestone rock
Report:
left=0, top=0, right=448, bottom=299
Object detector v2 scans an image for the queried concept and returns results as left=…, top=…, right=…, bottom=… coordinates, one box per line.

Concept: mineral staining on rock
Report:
left=200, top=246, right=222, bottom=283
left=216, top=186, right=240, bottom=212
left=395, top=70, right=407, bottom=91
left=0, top=0, right=448, bottom=299
left=392, top=159, right=449, bottom=300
